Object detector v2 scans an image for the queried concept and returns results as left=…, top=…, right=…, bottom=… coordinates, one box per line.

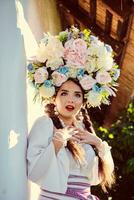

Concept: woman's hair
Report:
left=81, top=107, right=115, bottom=192
left=44, top=78, right=115, bottom=192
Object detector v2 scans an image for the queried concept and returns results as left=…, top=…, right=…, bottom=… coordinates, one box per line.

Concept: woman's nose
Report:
left=67, top=96, right=74, bottom=103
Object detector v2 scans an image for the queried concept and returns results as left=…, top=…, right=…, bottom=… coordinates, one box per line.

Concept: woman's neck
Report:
left=58, top=115, right=75, bottom=127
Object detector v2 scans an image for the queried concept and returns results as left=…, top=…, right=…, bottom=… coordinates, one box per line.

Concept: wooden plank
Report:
left=105, top=9, right=113, bottom=34
left=117, top=18, right=130, bottom=41
left=96, top=0, right=123, bottom=39
left=78, top=0, right=90, bottom=13
left=57, top=0, right=124, bottom=49
left=102, top=0, right=133, bottom=19
left=90, top=0, right=97, bottom=23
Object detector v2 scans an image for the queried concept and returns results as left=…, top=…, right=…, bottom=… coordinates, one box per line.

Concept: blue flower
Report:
left=77, top=69, right=85, bottom=77
left=92, top=84, right=101, bottom=92
left=105, top=44, right=113, bottom=53
left=90, top=35, right=96, bottom=42
left=67, top=33, right=72, bottom=40
left=79, top=32, right=84, bottom=38
left=112, top=69, right=120, bottom=81
left=44, top=80, right=52, bottom=88
left=27, top=63, right=33, bottom=71
left=57, top=66, right=69, bottom=75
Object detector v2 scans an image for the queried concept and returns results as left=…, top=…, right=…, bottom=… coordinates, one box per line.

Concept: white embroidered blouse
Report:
left=27, top=116, right=114, bottom=193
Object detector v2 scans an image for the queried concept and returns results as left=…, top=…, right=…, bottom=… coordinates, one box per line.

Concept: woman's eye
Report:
left=75, top=93, right=82, bottom=98
left=61, top=92, right=68, bottom=96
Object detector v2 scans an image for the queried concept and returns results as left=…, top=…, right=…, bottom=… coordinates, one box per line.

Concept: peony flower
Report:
left=34, top=67, right=48, bottom=83
left=36, top=36, right=64, bottom=63
left=52, top=71, right=68, bottom=87
left=96, top=71, right=112, bottom=84
left=85, top=91, right=102, bottom=107
left=39, top=84, right=55, bottom=98
left=79, top=75, right=96, bottom=90
left=64, top=38, right=87, bottom=68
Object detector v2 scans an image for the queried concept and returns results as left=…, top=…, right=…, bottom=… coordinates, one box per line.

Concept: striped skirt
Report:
left=39, top=175, right=99, bottom=200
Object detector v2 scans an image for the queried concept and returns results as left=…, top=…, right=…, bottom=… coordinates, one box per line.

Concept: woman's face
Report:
left=55, top=80, right=83, bottom=120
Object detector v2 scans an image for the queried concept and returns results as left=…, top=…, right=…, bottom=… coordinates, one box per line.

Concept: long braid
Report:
left=45, top=103, right=85, bottom=164
left=81, top=107, right=93, bottom=133
left=45, top=103, right=62, bottom=129
left=81, top=106, right=115, bottom=191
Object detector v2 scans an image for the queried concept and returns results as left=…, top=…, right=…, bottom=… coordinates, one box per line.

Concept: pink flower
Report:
left=34, top=67, right=48, bottom=83
left=52, top=71, right=68, bottom=87
left=96, top=71, right=112, bottom=84
left=80, top=75, right=96, bottom=90
left=64, top=39, right=87, bottom=68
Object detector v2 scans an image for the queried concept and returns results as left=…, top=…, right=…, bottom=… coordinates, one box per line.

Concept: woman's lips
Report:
left=65, top=105, right=75, bottom=112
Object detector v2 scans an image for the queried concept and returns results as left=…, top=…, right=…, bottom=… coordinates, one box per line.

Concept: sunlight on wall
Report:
left=16, top=1, right=44, bottom=200
left=8, top=130, right=20, bottom=149
left=16, top=0, right=38, bottom=58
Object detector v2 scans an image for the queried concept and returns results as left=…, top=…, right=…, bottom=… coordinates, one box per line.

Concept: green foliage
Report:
left=93, top=100, right=134, bottom=200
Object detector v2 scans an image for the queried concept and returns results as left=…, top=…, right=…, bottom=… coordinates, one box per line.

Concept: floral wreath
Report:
left=27, top=26, right=120, bottom=107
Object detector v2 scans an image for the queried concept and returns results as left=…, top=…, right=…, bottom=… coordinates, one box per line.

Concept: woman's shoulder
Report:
left=33, top=115, right=53, bottom=126
left=29, top=115, right=54, bottom=138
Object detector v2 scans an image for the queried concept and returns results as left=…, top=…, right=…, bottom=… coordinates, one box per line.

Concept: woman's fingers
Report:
left=71, top=136, right=81, bottom=143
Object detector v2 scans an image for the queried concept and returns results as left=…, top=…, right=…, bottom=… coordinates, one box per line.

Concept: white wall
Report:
left=0, top=1, right=28, bottom=200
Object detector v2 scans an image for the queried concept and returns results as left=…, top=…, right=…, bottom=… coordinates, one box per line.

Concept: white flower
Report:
left=36, top=43, right=48, bottom=63
left=68, top=68, right=78, bottom=78
left=64, top=38, right=87, bottom=68
left=46, top=58, right=64, bottom=70
left=39, top=85, right=55, bottom=98
left=85, top=91, right=102, bottom=107
left=88, top=43, right=113, bottom=71
left=52, top=71, right=68, bottom=87
left=85, top=60, right=96, bottom=73
left=34, top=67, right=48, bottom=83
left=87, top=43, right=100, bottom=57
left=96, top=71, right=112, bottom=84
left=101, top=86, right=116, bottom=97
left=97, top=54, right=113, bottom=71
left=36, top=36, right=64, bottom=63
left=80, top=75, right=96, bottom=90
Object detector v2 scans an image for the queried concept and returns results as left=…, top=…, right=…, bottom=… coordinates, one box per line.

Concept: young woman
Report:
left=27, top=26, right=119, bottom=200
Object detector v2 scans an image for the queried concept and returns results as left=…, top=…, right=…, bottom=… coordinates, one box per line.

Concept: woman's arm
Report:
left=27, top=116, right=70, bottom=192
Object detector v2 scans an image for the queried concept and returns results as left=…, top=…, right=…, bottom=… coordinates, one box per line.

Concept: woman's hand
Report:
left=72, top=128, right=102, bottom=149
left=52, top=126, right=76, bottom=153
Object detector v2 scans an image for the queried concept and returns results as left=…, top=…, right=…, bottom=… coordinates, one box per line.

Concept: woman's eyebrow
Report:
left=74, top=91, right=82, bottom=94
left=61, top=89, right=82, bottom=94
left=60, top=89, right=68, bottom=92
